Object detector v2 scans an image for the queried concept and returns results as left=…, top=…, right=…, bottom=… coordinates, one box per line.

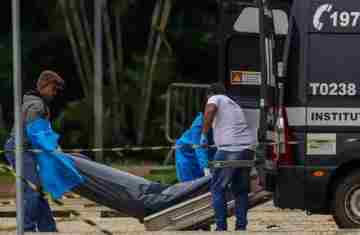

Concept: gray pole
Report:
left=12, top=0, right=24, bottom=234
left=94, top=0, right=104, bottom=162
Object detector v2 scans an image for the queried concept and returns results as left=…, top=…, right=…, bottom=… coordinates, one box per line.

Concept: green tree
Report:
left=54, top=0, right=175, bottom=153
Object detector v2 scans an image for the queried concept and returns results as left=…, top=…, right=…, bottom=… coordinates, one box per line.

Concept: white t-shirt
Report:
left=207, top=95, right=256, bottom=151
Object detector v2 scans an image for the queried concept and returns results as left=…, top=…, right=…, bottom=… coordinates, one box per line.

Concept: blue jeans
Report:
left=210, top=149, right=253, bottom=231
left=4, top=137, right=57, bottom=232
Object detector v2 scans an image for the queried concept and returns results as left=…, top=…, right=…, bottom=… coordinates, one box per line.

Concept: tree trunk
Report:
left=114, top=5, right=127, bottom=128
left=114, top=5, right=124, bottom=81
left=79, top=0, right=93, bottom=53
left=136, top=0, right=163, bottom=145
left=103, top=3, right=122, bottom=144
left=141, top=0, right=162, bottom=100
left=68, top=0, right=93, bottom=90
left=58, top=0, right=89, bottom=98
left=60, top=0, right=98, bottom=153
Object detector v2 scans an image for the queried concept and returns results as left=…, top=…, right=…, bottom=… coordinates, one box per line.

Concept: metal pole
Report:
left=12, top=0, right=24, bottom=234
left=257, top=0, right=269, bottom=143
left=94, top=0, right=104, bottom=162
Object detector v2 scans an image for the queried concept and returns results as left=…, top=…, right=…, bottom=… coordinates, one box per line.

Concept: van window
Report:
left=233, top=7, right=288, bottom=35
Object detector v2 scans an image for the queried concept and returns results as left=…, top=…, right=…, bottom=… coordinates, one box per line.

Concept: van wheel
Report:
left=333, top=171, right=360, bottom=228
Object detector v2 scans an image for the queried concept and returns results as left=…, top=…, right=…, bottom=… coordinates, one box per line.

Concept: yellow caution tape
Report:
left=0, top=141, right=302, bottom=155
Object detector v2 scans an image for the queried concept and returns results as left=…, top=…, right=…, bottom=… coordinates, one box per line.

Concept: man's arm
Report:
left=24, top=100, right=46, bottom=123
left=202, top=103, right=217, bottom=135
left=200, top=103, right=217, bottom=176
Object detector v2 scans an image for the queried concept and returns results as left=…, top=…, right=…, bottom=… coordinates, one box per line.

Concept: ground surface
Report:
left=0, top=198, right=346, bottom=235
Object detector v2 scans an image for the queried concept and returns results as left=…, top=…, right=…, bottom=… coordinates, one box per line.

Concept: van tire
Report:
left=332, top=171, right=360, bottom=228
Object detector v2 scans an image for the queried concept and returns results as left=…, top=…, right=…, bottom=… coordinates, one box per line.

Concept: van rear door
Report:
left=218, top=0, right=289, bottom=146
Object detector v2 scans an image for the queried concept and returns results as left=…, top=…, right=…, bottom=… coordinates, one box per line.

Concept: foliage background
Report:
left=0, top=0, right=219, bottom=165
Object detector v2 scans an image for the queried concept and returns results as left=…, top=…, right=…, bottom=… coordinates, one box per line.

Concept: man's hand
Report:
left=203, top=168, right=211, bottom=177
left=200, top=133, right=209, bottom=146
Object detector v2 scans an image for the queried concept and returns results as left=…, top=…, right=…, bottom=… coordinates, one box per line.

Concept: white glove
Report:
left=250, top=167, right=258, bottom=177
left=204, top=168, right=211, bottom=177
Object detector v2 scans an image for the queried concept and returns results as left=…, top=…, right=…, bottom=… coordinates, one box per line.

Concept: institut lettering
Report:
left=311, top=112, right=360, bottom=121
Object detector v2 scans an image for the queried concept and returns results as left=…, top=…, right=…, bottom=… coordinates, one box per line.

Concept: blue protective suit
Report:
left=4, top=91, right=62, bottom=232
left=25, top=118, right=84, bottom=199
left=175, top=113, right=216, bottom=182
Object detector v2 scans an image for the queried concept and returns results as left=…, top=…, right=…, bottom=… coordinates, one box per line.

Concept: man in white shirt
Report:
left=200, top=83, right=256, bottom=231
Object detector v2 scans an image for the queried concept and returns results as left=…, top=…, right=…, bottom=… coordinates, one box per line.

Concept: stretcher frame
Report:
left=143, top=190, right=272, bottom=230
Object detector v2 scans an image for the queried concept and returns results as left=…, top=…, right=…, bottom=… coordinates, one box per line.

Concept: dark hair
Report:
left=37, top=70, right=65, bottom=90
left=208, top=82, right=226, bottom=96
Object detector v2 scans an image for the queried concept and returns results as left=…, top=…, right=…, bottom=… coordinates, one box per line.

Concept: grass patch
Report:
left=149, top=167, right=176, bottom=174
left=0, top=171, right=14, bottom=184
left=144, top=170, right=178, bottom=185
left=111, top=163, right=178, bottom=185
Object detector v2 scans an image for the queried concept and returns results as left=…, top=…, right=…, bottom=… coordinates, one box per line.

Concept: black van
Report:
left=261, top=0, right=360, bottom=228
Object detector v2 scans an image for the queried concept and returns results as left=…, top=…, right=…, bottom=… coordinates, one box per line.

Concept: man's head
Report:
left=207, top=82, right=226, bottom=98
left=36, top=70, right=64, bottom=102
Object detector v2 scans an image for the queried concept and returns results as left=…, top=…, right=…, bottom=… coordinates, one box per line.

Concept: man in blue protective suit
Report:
left=175, top=112, right=216, bottom=182
left=201, top=83, right=256, bottom=231
left=4, top=70, right=64, bottom=232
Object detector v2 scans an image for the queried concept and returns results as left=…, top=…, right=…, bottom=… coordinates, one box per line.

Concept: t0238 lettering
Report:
left=309, top=82, right=357, bottom=96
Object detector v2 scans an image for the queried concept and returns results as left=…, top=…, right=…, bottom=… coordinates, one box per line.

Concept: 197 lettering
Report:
left=330, top=11, right=360, bottom=27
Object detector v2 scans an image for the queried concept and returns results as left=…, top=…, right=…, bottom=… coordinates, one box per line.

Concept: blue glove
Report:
left=200, top=133, right=209, bottom=146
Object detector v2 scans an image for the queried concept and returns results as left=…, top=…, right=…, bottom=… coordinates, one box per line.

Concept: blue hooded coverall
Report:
left=3, top=91, right=57, bottom=232
left=175, top=112, right=215, bottom=182
left=25, top=118, right=83, bottom=200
